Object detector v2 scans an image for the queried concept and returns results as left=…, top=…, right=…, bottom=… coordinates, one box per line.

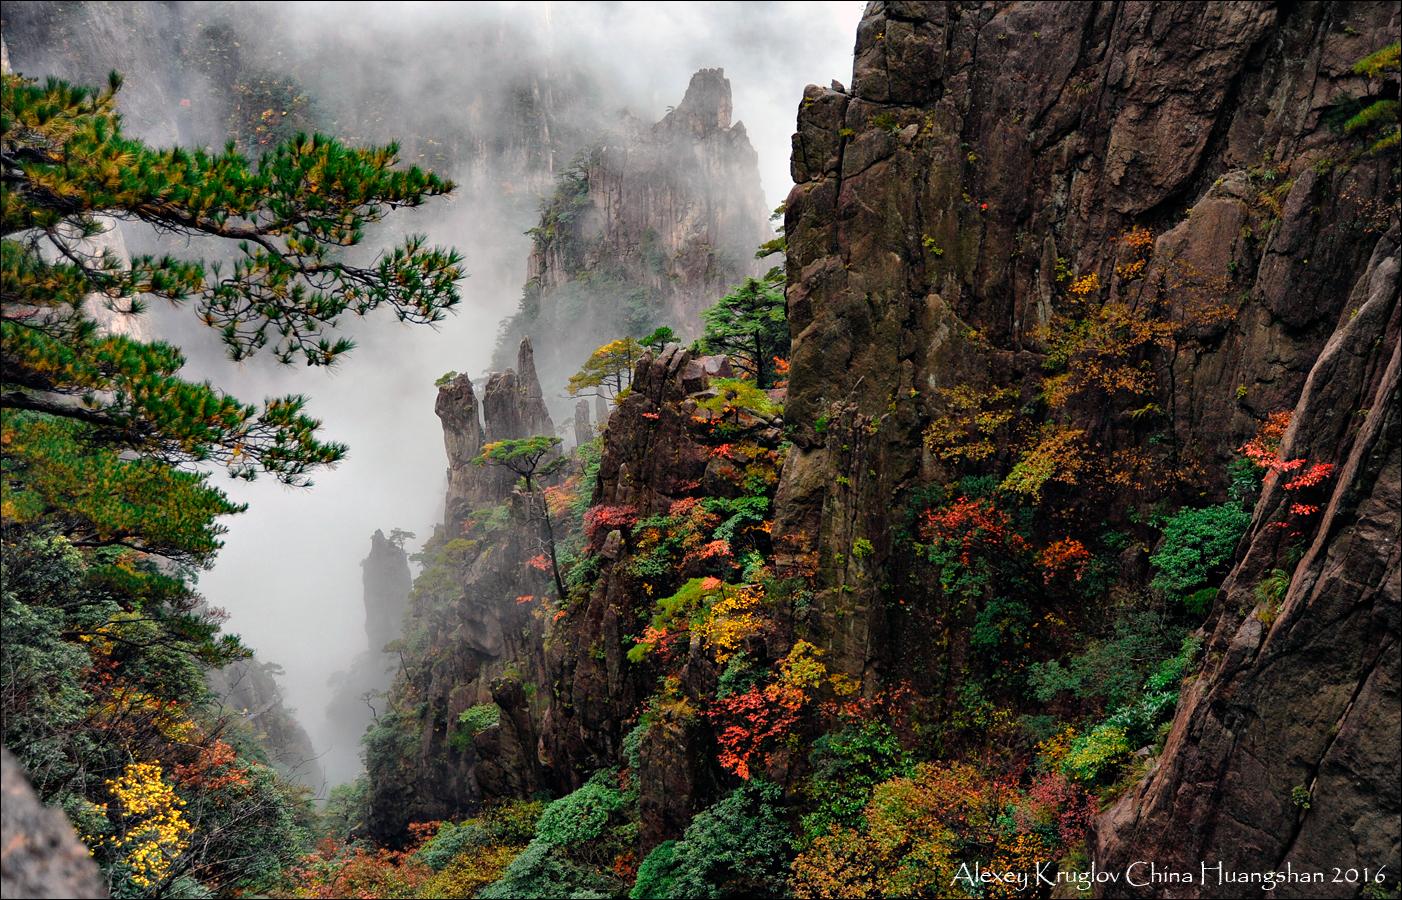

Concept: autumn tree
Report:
left=699, top=272, right=788, bottom=388
left=474, top=436, right=568, bottom=601
left=567, top=337, right=645, bottom=401
left=1, top=70, right=463, bottom=560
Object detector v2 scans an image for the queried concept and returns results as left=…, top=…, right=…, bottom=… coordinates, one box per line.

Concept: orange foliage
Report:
left=286, top=838, right=430, bottom=900
left=172, top=739, right=248, bottom=792
left=711, top=641, right=826, bottom=779
left=1038, top=538, right=1091, bottom=584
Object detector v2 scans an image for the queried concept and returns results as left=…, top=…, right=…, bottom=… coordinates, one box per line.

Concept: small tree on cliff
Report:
left=567, top=337, right=645, bottom=401
left=699, top=272, right=788, bottom=388
left=1, top=70, right=463, bottom=561
left=473, top=436, right=568, bottom=601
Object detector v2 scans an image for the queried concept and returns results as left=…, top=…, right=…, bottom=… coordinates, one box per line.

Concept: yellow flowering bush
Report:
left=102, top=762, right=193, bottom=889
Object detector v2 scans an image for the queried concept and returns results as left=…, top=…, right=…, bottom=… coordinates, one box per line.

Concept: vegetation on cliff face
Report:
left=4, top=5, right=1399, bottom=900
left=1, top=68, right=463, bottom=897
left=303, top=7, right=1398, bottom=900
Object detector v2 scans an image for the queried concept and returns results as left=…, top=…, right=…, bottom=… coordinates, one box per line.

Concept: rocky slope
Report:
left=205, top=659, right=326, bottom=792
left=1, top=749, right=108, bottom=899
left=495, top=68, right=772, bottom=408
left=364, top=340, right=561, bottom=840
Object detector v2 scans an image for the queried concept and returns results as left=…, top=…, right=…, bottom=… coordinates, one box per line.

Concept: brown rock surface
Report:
left=775, top=0, right=1400, bottom=885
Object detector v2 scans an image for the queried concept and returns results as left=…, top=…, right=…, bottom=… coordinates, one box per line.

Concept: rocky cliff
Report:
left=323, top=530, right=413, bottom=786
left=365, top=1, right=1398, bottom=891
left=772, top=0, right=1399, bottom=890
left=495, top=68, right=772, bottom=409
left=365, top=340, right=563, bottom=839
left=1096, top=232, right=1400, bottom=896
left=205, top=659, right=326, bottom=793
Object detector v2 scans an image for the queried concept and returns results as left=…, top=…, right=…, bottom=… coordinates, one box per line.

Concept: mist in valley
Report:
left=2, top=0, right=865, bottom=790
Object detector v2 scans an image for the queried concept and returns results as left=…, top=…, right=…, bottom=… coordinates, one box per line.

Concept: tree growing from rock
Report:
left=567, top=337, right=645, bottom=401
left=473, top=436, right=568, bottom=601
left=699, top=272, right=788, bottom=389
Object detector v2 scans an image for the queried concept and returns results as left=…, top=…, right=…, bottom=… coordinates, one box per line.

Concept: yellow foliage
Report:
left=697, top=583, right=766, bottom=662
left=1067, top=272, right=1101, bottom=298
left=1036, top=725, right=1078, bottom=769
left=779, top=640, right=828, bottom=693
left=1000, top=424, right=1087, bottom=503
left=416, top=843, right=524, bottom=899
left=922, top=385, right=1018, bottom=464
left=98, top=762, right=193, bottom=889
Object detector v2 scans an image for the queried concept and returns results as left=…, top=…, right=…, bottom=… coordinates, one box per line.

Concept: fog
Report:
left=3, top=1, right=864, bottom=788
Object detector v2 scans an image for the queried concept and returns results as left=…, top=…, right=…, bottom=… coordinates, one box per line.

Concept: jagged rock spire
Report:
left=573, top=398, right=593, bottom=448
left=362, top=529, right=410, bottom=653
left=658, top=67, right=733, bottom=137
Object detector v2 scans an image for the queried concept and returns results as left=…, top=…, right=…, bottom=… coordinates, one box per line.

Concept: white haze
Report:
left=6, top=1, right=866, bottom=789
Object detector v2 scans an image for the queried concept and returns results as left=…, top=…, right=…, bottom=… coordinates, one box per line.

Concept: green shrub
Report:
left=1059, top=635, right=1201, bottom=785
left=449, top=703, right=501, bottom=751
left=1061, top=725, right=1131, bottom=783
left=1149, top=503, right=1251, bottom=599
left=1028, top=610, right=1186, bottom=710
left=418, top=820, right=490, bottom=871
left=799, top=722, right=912, bottom=843
left=628, top=781, right=790, bottom=899
left=478, top=840, right=618, bottom=899
left=535, top=770, right=627, bottom=848
left=630, top=840, right=679, bottom=899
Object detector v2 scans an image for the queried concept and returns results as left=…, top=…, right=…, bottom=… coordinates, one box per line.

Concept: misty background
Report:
left=2, top=1, right=864, bottom=788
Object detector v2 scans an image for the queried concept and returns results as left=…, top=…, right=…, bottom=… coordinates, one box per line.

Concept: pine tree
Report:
left=473, top=436, right=567, bottom=601
left=699, top=272, right=788, bottom=388
left=1, top=70, right=464, bottom=559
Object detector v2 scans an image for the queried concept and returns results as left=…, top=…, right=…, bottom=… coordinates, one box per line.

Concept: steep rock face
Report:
left=573, top=398, right=594, bottom=449
left=1096, top=232, right=1400, bottom=896
left=538, top=346, right=767, bottom=850
left=776, top=0, right=1399, bottom=677
left=439, top=339, right=559, bottom=532
left=323, top=531, right=413, bottom=786
left=1, top=749, right=108, bottom=899
left=365, top=343, right=563, bottom=840
left=496, top=68, right=772, bottom=408
left=436, top=372, right=490, bottom=530
left=774, top=0, right=1399, bottom=887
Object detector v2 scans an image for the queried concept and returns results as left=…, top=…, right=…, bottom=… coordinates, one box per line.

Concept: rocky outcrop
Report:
left=777, top=0, right=1399, bottom=676
left=1096, top=230, right=1400, bottom=897
left=573, top=399, right=594, bottom=449
left=540, top=346, right=775, bottom=849
left=363, top=530, right=411, bottom=653
left=438, top=339, right=558, bottom=532
left=365, top=341, right=566, bottom=840
left=495, top=68, right=772, bottom=410
left=1, top=748, right=108, bottom=899
left=771, top=0, right=1399, bottom=888
left=323, top=531, right=412, bottom=786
